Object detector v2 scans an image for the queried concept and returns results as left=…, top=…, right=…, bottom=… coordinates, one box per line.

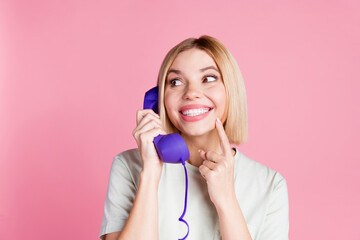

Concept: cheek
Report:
left=164, top=92, right=177, bottom=118
left=211, top=86, right=226, bottom=108
left=164, top=92, right=171, bottom=112
left=164, top=91, right=182, bottom=130
left=212, top=86, right=227, bottom=117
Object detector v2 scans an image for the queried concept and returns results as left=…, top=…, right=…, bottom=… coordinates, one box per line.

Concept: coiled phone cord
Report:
left=178, top=162, right=189, bottom=240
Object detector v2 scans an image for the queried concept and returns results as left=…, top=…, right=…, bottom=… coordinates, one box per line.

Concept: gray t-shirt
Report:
left=99, top=148, right=289, bottom=239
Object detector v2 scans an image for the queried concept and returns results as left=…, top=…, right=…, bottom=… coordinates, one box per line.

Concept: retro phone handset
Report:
left=144, top=86, right=190, bottom=240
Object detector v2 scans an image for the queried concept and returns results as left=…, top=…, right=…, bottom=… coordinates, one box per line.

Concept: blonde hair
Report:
left=157, top=35, right=248, bottom=145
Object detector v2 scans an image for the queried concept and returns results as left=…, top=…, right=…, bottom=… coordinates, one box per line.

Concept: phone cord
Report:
left=178, top=163, right=189, bottom=240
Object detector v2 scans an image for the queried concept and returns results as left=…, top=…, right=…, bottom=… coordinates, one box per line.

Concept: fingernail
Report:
left=216, top=117, right=221, bottom=124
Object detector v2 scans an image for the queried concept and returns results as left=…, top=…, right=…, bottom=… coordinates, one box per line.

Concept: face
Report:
left=164, top=48, right=227, bottom=138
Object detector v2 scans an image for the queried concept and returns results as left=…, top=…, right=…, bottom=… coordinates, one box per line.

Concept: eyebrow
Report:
left=200, top=66, right=219, bottom=73
left=167, top=65, right=220, bottom=75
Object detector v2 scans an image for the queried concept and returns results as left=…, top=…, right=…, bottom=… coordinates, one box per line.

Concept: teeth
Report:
left=182, top=108, right=210, bottom=116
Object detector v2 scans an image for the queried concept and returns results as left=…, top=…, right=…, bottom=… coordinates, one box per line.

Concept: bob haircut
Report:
left=157, top=35, right=248, bottom=145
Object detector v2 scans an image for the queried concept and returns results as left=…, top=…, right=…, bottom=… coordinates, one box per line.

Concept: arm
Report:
left=101, top=110, right=166, bottom=240
left=115, top=170, right=161, bottom=240
left=216, top=196, right=252, bottom=240
left=199, top=118, right=252, bottom=240
left=104, top=170, right=160, bottom=240
left=102, top=157, right=162, bottom=240
left=116, top=110, right=165, bottom=240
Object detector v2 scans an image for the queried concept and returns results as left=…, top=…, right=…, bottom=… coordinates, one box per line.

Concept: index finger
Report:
left=215, top=117, right=232, bottom=157
left=136, top=109, right=160, bottom=125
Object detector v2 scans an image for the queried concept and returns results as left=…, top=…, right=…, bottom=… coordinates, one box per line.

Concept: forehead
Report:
left=169, top=48, right=217, bottom=72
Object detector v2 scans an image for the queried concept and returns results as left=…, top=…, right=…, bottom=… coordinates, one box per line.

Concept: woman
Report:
left=100, top=35, right=289, bottom=240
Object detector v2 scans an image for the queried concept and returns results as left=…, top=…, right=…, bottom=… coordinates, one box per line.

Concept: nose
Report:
left=183, top=82, right=202, bottom=100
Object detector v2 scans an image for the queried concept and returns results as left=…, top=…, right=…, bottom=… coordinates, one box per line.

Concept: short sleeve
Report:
left=258, top=173, right=289, bottom=240
left=99, top=154, right=137, bottom=239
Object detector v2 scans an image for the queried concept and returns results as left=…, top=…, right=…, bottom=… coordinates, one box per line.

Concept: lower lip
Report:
left=180, top=109, right=212, bottom=122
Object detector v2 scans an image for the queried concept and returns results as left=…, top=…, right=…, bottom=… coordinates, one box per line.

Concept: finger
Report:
left=198, top=149, right=207, bottom=160
left=202, top=160, right=216, bottom=170
left=137, top=109, right=160, bottom=126
left=202, top=150, right=223, bottom=163
left=133, top=114, right=164, bottom=143
left=136, top=113, right=162, bottom=130
left=199, top=164, right=212, bottom=180
left=136, top=109, right=160, bottom=125
left=138, top=127, right=167, bottom=144
left=215, top=117, right=232, bottom=157
left=133, top=119, right=162, bottom=140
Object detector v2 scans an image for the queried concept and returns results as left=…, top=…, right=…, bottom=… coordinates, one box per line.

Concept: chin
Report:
left=172, top=116, right=217, bottom=136
left=180, top=126, right=215, bottom=138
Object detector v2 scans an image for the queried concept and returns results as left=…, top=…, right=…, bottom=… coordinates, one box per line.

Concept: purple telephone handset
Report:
left=143, top=86, right=190, bottom=164
left=144, top=86, right=190, bottom=240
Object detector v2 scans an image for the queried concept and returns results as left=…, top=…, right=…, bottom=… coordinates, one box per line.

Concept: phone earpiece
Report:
left=143, top=86, right=159, bottom=114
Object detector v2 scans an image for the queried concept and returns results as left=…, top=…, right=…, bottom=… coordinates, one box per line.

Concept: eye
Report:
left=203, top=75, right=218, bottom=83
left=169, top=79, right=182, bottom=87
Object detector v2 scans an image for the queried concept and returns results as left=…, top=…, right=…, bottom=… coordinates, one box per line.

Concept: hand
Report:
left=198, top=118, right=236, bottom=208
left=132, top=109, right=167, bottom=177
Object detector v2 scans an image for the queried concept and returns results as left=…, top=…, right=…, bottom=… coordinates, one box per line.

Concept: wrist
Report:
left=140, top=167, right=162, bottom=185
left=215, top=193, right=239, bottom=214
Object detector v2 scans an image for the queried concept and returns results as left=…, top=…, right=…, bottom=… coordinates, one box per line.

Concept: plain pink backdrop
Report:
left=1, top=0, right=359, bottom=239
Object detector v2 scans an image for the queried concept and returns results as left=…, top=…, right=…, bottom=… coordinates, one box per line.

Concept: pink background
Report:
left=1, top=0, right=359, bottom=239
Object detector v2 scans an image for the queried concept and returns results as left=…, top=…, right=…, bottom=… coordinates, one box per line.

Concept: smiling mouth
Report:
left=180, top=108, right=213, bottom=117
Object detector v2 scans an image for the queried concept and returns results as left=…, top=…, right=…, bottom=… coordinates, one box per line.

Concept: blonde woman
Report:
left=100, top=36, right=289, bottom=240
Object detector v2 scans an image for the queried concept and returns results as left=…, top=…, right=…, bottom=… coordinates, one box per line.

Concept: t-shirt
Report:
left=99, top=147, right=289, bottom=239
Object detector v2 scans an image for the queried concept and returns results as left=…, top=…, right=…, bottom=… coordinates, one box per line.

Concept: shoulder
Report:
left=233, top=148, right=286, bottom=189
left=110, top=148, right=142, bottom=187
left=233, top=149, right=289, bottom=239
left=114, top=148, right=142, bottom=169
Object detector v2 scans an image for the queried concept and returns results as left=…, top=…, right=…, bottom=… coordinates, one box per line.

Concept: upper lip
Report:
left=179, top=104, right=213, bottom=112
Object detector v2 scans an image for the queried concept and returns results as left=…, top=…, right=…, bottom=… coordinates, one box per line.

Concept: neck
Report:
left=181, top=129, right=223, bottom=167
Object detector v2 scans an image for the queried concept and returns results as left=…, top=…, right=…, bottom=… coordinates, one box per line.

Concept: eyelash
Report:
left=169, top=75, right=218, bottom=87
left=203, top=75, right=218, bottom=82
